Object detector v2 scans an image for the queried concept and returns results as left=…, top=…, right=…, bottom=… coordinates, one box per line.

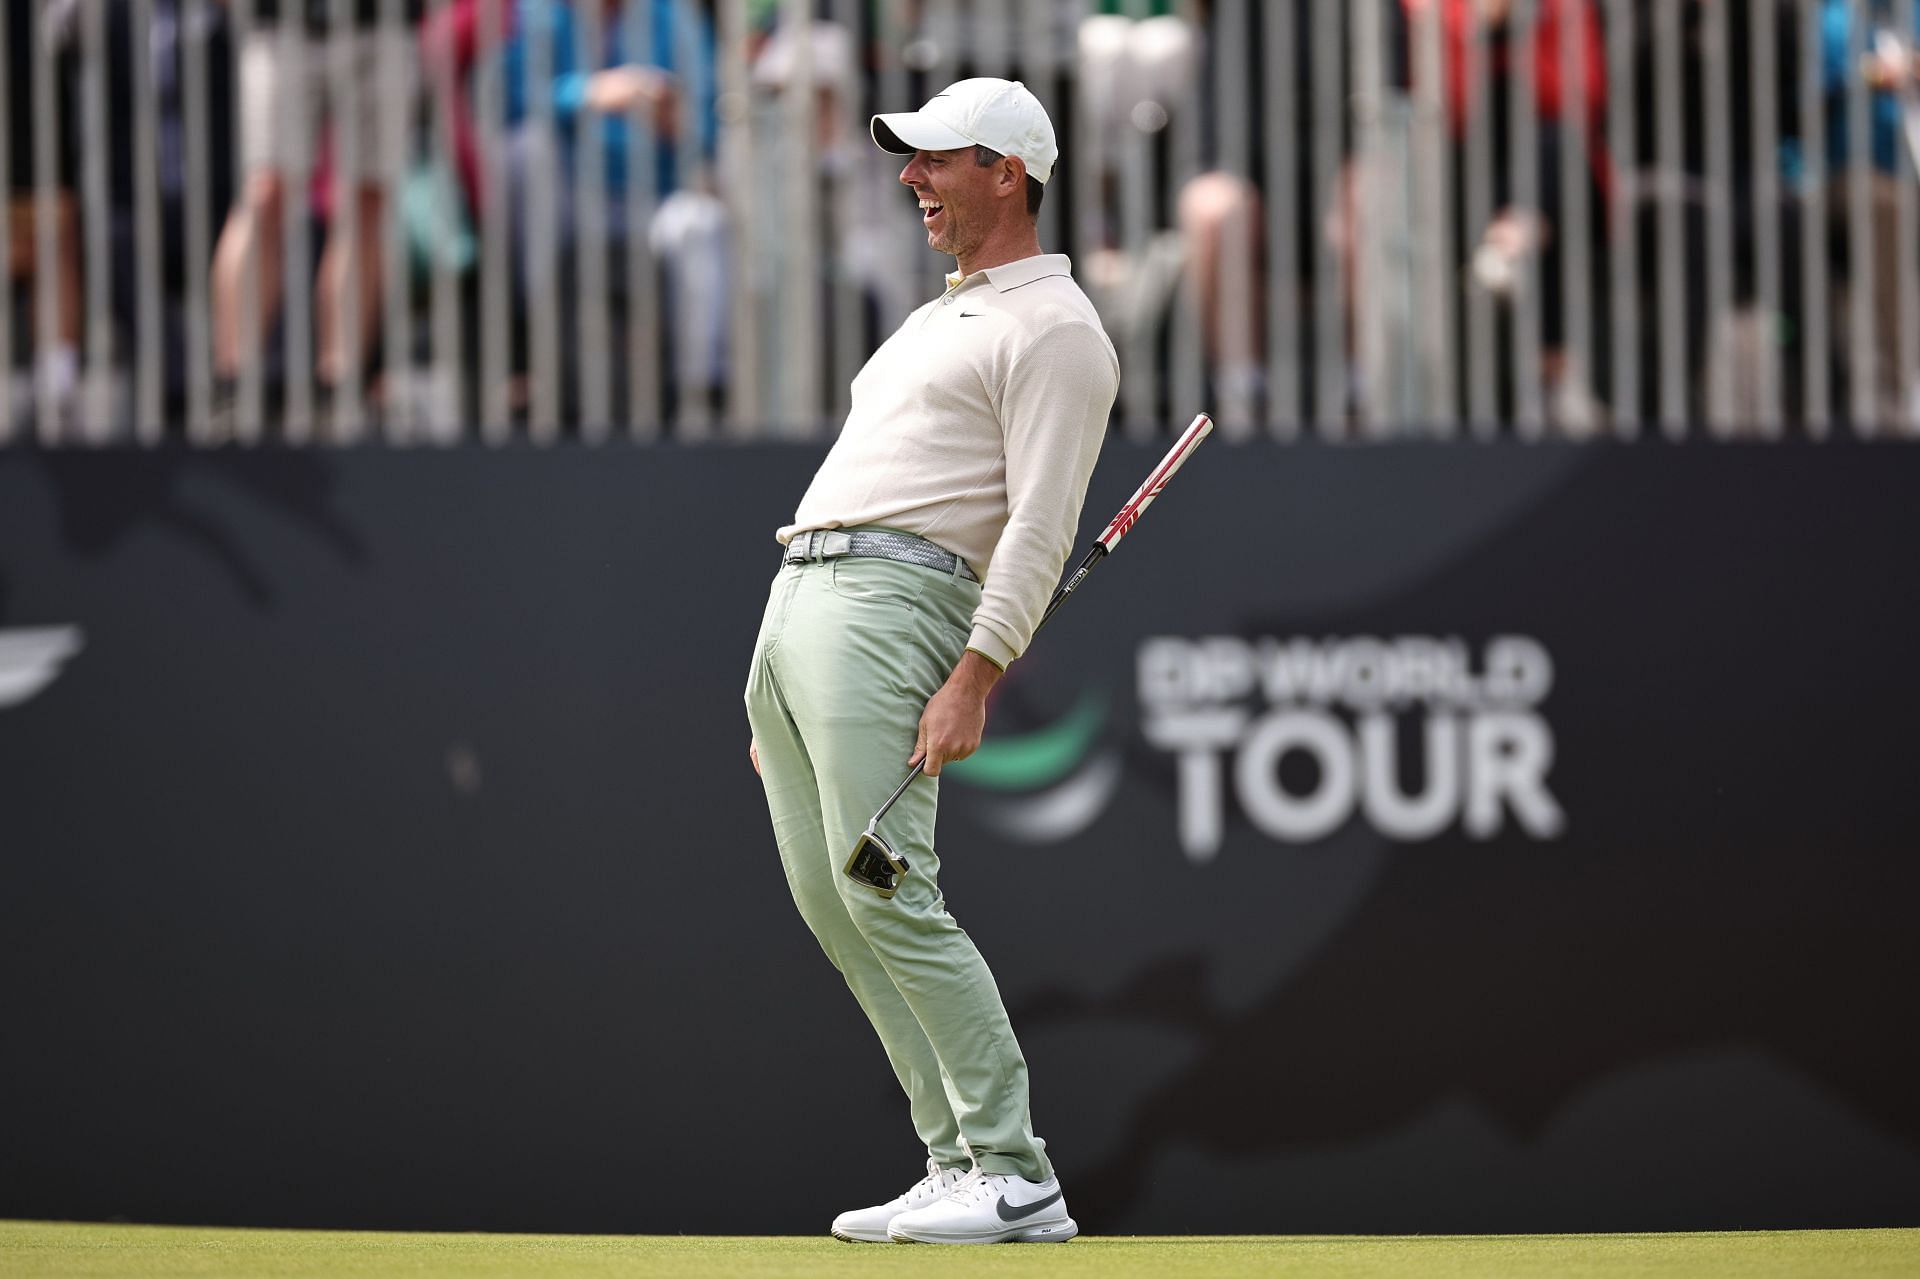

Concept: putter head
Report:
left=844, top=826, right=910, bottom=898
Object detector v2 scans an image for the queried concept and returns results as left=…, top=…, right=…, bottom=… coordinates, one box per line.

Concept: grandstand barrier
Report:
left=2, top=440, right=1916, bottom=1232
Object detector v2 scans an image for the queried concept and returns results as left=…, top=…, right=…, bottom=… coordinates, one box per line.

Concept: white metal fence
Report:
left=4, top=0, right=1920, bottom=446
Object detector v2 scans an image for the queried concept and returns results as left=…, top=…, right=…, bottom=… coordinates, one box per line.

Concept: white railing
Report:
left=4, top=0, right=1919, bottom=445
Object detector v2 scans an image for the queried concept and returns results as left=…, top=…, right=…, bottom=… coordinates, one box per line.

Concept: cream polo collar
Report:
left=944, top=253, right=1073, bottom=293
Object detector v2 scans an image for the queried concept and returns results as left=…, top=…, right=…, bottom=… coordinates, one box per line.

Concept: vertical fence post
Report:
left=717, top=0, right=759, bottom=438
left=1348, top=0, right=1386, bottom=435
left=78, top=0, right=116, bottom=442
left=1209, top=0, right=1257, bottom=438
left=1798, top=0, right=1830, bottom=435
left=826, top=0, right=864, bottom=432
left=1604, top=0, right=1638, bottom=436
left=1844, top=0, right=1876, bottom=433
left=1072, top=0, right=1104, bottom=383
left=327, top=0, right=367, bottom=441
left=0, top=5, right=12, bottom=444
left=178, top=0, right=215, bottom=444
left=1510, top=0, right=1544, bottom=437
left=1897, top=0, right=1919, bottom=433
left=1653, top=0, right=1685, bottom=435
left=422, top=0, right=467, bottom=443
left=1413, top=0, right=1457, bottom=435
left=477, top=0, right=511, bottom=443
left=380, top=0, right=418, bottom=443
left=1117, top=0, right=1158, bottom=439
left=1751, top=0, right=1785, bottom=436
left=1262, top=0, right=1301, bottom=438
left=29, top=0, right=64, bottom=443
left=229, top=0, right=265, bottom=443
left=1310, top=0, right=1347, bottom=435
left=130, top=0, right=165, bottom=443
left=672, top=0, right=721, bottom=439
left=623, top=0, right=660, bottom=440
left=280, top=18, right=317, bottom=442
left=1559, top=0, right=1596, bottom=434
left=779, top=0, right=822, bottom=439
left=1703, top=0, right=1736, bottom=433
left=525, top=0, right=562, bottom=440
left=1463, top=2, right=1498, bottom=435
left=570, top=0, right=610, bottom=441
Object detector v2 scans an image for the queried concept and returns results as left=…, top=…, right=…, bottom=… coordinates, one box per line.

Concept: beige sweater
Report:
left=779, top=254, right=1120, bottom=669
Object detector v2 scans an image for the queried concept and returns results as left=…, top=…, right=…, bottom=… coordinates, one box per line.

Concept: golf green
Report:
left=4, top=1222, right=1916, bottom=1278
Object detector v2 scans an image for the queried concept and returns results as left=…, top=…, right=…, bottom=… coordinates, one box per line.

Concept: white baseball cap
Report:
left=871, top=78, right=1059, bottom=184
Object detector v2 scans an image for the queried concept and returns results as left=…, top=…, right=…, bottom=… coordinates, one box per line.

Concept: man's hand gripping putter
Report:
left=846, top=412, right=1217, bottom=897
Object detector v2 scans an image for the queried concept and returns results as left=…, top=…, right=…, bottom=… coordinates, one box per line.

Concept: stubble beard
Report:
left=926, top=207, right=975, bottom=261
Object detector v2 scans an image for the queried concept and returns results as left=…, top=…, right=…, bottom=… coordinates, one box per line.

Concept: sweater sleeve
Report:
left=966, top=321, right=1118, bottom=669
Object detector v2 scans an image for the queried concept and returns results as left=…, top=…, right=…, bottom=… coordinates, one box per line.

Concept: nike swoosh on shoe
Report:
left=995, top=1188, right=1064, bottom=1222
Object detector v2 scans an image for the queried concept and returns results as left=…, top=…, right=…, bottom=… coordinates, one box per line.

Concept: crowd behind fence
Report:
left=5, top=0, right=1920, bottom=447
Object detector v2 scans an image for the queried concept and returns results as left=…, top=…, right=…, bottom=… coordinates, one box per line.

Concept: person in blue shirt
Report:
left=1816, top=0, right=1920, bottom=425
left=1821, top=0, right=1920, bottom=174
left=500, top=0, right=712, bottom=198
left=495, top=0, right=715, bottom=423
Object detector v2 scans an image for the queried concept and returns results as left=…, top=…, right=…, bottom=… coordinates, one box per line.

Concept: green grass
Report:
left=3, top=1222, right=1916, bottom=1278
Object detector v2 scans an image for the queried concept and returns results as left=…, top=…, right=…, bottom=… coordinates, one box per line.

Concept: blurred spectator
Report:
left=495, top=0, right=717, bottom=423
left=749, top=20, right=921, bottom=352
left=1176, top=170, right=1263, bottom=428
left=1082, top=6, right=1274, bottom=422
left=7, top=0, right=84, bottom=435
left=418, top=0, right=513, bottom=226
left=79, top=0, right=240, bottom=438
left=1392, top=0, right=1610, bottom=434
left=1818, top=0, right=1920, bottom=428
left=208, top=0, right=425, bottom=434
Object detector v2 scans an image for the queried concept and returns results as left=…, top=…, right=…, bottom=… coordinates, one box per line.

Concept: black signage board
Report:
left=2, top=442, right=1915, bottom=1234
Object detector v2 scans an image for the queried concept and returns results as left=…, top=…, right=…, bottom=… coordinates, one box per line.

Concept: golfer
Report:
left=743, top=78, right=1118, bottom=1245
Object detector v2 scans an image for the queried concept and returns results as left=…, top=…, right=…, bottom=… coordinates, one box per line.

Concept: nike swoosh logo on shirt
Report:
left=995, top=1188, right=1063, bottom=1221
left=959, top=312, right=983, bottom=318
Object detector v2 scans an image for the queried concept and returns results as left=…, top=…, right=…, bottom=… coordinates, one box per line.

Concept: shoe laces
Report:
left=896, top=1157, right=960, bottom=1208
left=941, top=1169, right=1011, bottom=1206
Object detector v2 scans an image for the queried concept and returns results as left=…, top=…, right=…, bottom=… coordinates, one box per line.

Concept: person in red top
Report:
left=1402, top=0, right=1611, bottom=429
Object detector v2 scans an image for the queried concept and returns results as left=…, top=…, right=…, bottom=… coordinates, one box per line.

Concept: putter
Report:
left=845, top=412, right=1216, bottom=896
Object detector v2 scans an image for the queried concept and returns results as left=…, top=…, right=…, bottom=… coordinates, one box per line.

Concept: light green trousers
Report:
left=744, top=546, right=1051, bottom=1181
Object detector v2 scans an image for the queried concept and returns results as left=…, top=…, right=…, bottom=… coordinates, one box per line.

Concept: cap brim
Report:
left=871, top=111, right=976, bottom=155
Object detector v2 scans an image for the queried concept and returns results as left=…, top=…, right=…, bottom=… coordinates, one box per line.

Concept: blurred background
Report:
left=3, top=0, right=1919, bottom=1241
left=10, top=0, right=1920, bottom=443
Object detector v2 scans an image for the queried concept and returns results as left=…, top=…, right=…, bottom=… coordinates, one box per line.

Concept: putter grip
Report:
left=1096, top=413, right=1214, bottom=552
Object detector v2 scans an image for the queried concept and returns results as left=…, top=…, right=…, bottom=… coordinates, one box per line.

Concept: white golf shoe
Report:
left=829, top=1158, right=968, bottom=1243
left=886, top=1168, right=1079, bottom=1244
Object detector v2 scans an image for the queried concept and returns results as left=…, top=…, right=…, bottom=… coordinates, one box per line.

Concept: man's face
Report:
left=900, top=146, right=1000, bottom=259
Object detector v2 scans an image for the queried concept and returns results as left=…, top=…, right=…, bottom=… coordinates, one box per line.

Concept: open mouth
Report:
left=919, top=198, right=944, bottom=225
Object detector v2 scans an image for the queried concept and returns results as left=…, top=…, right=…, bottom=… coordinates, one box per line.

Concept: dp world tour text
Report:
left=1137, top=636, right=1566, bottom=860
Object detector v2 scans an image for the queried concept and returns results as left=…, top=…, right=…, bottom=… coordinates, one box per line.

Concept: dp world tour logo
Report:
left=0, top=627, right=85, bottom=710
left=953, top=633, right=1565, bottom=863
left=946, top=690, right=1125, bottom=844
